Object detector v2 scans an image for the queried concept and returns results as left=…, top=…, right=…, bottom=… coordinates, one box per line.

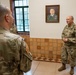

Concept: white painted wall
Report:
left=0, top=0, right=10, bottom=8
left=29, top=0, right=76, bottom=39
left=0, top=0, right=76, bottom=39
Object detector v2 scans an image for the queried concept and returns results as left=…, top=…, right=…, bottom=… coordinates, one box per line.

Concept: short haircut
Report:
left=71, top=16, right=74, bottom=20
left=0, top=5, right=9, bottom=21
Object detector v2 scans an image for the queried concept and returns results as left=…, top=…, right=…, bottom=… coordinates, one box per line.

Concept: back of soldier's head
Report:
left=0, top=5, right=9, bottom=22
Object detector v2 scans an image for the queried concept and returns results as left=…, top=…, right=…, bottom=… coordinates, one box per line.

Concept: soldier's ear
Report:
left=5, top=14, right=10, bottom=22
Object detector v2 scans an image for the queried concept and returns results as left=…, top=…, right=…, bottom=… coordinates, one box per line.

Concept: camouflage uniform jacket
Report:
left=62, top=23, right=76, bottom=46
left=0, top=27, right=27, bottom=75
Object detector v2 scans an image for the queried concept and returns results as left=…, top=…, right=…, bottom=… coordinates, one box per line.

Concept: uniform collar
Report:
left=0, top=27, right=9, bottom=33
left=67, top=23, right=75, bottom=28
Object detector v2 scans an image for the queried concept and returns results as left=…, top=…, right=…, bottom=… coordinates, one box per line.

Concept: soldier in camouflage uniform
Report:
left=58, top=16, right=76, bottom=75
left=0, top=5, right=31, bottom=75
left=10, top=24, right=17, bottom=34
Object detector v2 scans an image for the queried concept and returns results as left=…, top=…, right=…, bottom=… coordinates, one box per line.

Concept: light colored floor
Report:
left=24, top=61, right=76, bottom=75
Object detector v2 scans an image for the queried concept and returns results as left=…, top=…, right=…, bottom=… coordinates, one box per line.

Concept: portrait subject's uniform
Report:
left=47, top=14, right=58, bottom=21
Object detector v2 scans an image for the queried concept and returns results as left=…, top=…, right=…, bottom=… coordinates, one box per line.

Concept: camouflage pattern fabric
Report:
left=0, top=27, right=32, bottom=75
left=61, top=23, right=76, bottom=67
left=10, top=25, right=17, bottom=34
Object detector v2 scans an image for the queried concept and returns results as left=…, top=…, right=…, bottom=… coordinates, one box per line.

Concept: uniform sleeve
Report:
left=68, top=26, right=76, bottom=43
left=68, top=33, right=76, bottom=43
left=20, top=38, right=32, bottom=72
left=20, top=38, right=30, bottom=53
left=61, top=27, right=66, bottom=38
left=47, top=15, right=50, bottom=21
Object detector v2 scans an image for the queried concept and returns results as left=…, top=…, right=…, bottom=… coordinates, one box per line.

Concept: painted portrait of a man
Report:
left=46, top=5, right=60, bottom=23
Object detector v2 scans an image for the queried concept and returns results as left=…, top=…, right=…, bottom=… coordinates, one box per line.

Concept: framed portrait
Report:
left=45, top=5, right=60, bottom=23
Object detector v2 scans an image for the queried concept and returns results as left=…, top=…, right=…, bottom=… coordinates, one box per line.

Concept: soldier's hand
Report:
left=62, top=38, right=68, bottom=42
